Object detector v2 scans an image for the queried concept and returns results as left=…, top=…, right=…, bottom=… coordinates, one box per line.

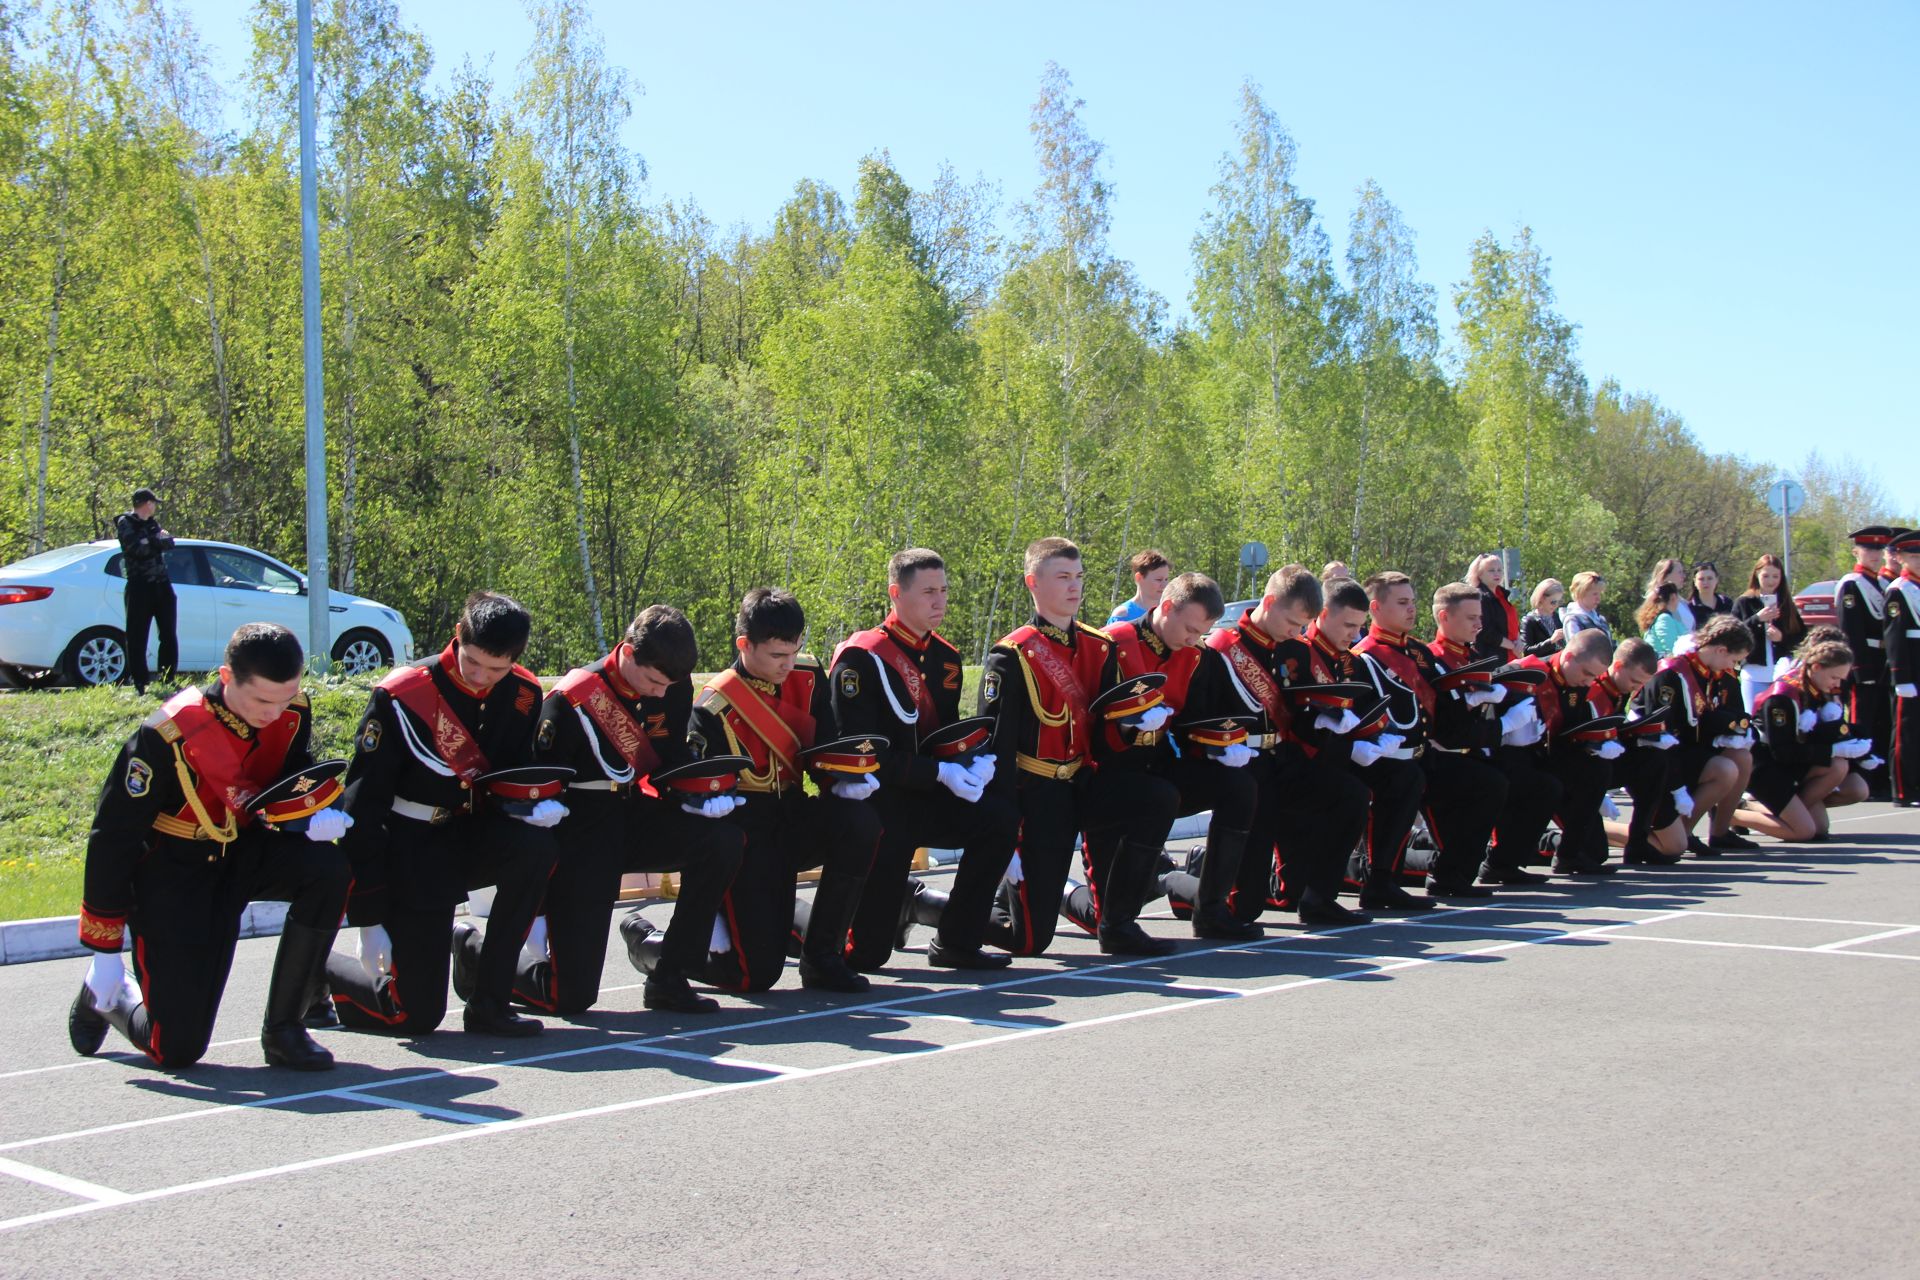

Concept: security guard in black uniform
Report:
left=684, top=588, right=882, bottom=993
left=490, top=604, right=746, bottom=1015
left=114, top=486, right=178, bottom=694
left=68, top=622, right=351, bottom=1070
left=327, top=591, right=562, bottom=1037
left=822, top=549, right=1017, bottom=971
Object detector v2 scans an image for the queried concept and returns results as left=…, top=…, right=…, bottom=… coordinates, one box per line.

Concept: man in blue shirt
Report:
left=1107, top=548, right=1170, bottom=626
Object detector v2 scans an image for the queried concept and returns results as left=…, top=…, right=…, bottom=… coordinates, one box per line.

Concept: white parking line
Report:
left=1811, top=926, right=1920, bottom=952
left=333, top=1091, right=500, bottom=1126
left=888, top=1010, right=1042, bottom=1031
left=616, top=1044, right=801, bottom=1076
left=0, top=1156, right=129, bottom=1205
left=1054, top=974, right=1246, bottom=996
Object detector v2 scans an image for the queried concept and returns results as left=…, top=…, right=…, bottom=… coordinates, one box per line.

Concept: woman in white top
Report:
left=1562, top=571, right=1611, bottom=642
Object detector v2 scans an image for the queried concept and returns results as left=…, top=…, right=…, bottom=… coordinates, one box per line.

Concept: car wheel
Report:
left=331, top=629, right=392, bottom=675
left=63, top=628, right=128, bottom=687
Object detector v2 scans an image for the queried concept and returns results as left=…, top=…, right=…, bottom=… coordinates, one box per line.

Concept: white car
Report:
left=0, top=539, right=414, bottom=686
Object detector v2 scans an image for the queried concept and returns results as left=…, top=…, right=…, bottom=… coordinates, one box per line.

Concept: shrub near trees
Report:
left=0, top=2, right=1902, bottom=671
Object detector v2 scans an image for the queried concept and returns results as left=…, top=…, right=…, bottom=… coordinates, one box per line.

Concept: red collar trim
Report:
left=882, top=613, right=928, bottom=651
left=1366, top=623, right=1410, bottom=647
left=1435, top=636, right=1473, bottom=661
left=1238, top=616, right=1276, bottom=649
left=440, top=641, right=490, bottom=698
left=602, top=649, right=640, bottom=701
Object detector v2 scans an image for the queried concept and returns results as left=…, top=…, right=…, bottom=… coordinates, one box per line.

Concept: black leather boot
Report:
left=1191, top=827, right=1261, bottom=940
left=1297, top=886, right=1373, bottom=927
left=798, top=868, right=872, bottom=993
left=620, top=911, right=664, bottom=975
left=644, top=970, right=720, bottom=1013
left=1097, top=838, right=1178, bottom=956
left=303, top=983, right=341, bottom=1030
left=450, top=919, right=483, bottom=1002
left=463, top=992, right=543, bottom=1036
left=67, top=985, right=110, bottom=1056
left=897, top=876, right=949, bottom=948
left=261, top=922, right=337, bottom=1071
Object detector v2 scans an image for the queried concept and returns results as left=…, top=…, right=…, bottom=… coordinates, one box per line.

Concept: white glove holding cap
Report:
left=516, top=798, right=568, bottom=828
left=1592, top=740, right=1625, bottom=760
left=1350, top=740, right=1385, bottom=767
left=1217, top=743, right=1256, bottom=769
left=1132, top=705, right=1172, bottom=733
left=1832, top=738, right=1872, bottom=759
left=305, top=807, right=353, bottom=842
left=1464, top=689, right=1505, bottom=708
left=1818, top=701, right=1844, bottom=723
left=936, top=761, right=985, bottom=802
left=682, top=794, right=743, bottom=819
left=1500, top=701, right=1538, bottom=734
left=1648, top=733, right=1679, bottom=751
left=1797, top=709, right=1817, bottom=734
left=831, top=774, right=882, bottom=801
left=1671, top=787, right=1695, bottom=818
left=965, top=753, right=997, bottom=786
left=1314, top=709, right=1361, bottom=735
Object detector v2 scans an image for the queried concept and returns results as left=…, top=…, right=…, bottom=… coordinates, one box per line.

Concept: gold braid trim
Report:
left=1011, top=648, right=1072, bottom=728
left=167, top=743, right=237, bottom=845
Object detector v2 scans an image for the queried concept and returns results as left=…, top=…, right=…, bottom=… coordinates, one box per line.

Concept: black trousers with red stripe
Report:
left=126, top=827, right=349, bottom=1067
left=1489, top=747, right=1564, bottom=870
left=516, top=793, right=744, bottom=1013
left=699, top=791, right=880, bottom=992
left=986, top=768, right=1178, bottom=956
left=841, top=784, right=1018, bottom=968
left=1127, top=749, right=1259, bottom=923
left=1893, top=689, right=1920, bottom=804
left=1230, top=750, right=1368, bottom=918
left=1344, top=754, right=1424, bottom=890
left=1617, top=744, right=1677, bottom=840
left=1420, top=751, right=1509, bottom=885
left=1544, top=750, right=1613, bottom=864
left=1851, top=678, right=1889, bottom=795
left=329, top=814, right=557, bottom=1034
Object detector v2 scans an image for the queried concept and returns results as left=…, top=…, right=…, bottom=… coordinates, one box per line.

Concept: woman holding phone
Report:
left=1733, top=554, right=1807, bottom=710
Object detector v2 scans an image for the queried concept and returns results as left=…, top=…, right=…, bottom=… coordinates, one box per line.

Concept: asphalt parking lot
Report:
left=1, top=803, right=1916, bottom=1278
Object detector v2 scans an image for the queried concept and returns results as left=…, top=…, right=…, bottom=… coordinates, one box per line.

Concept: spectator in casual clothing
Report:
left=1466, top=552, right=1520, bottom=660
left=1520, top=578, right=1567, bottom=657
left=114, top=486, right=177, bottom=694
left=1562, top=572, right=1612, bottom=643
left=1107, top=549, right=1170, bottom=626
left=1650, top=558, right=1695, bottom=634
left=1319, top=560, right=1351, bottom=585
left=1689, top=561, right=1734, bottom=618
left=1637, top=583, right=1686, bottom=656
left=1733, top=554, right=1807, bottom=710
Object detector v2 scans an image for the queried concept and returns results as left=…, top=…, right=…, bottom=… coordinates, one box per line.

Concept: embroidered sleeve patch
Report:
left=358, top=718, right=383, bottom=753
left=982, top=670, right=1001, bottom=703
left=124, top=756, right=153, bottom=798
left=838, top=667, right=860, bottom=699
left=536, top=716, right=556, bottom=751
left=687, top=730, right=708, bottom=758
left=515, top=685, right=537, bottom=715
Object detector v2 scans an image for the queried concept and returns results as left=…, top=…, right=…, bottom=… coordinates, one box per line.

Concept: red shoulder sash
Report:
left=378, top=662, right=491, bottom=781
left=157, top=687, right=299, bottom=819
left=556, top=666, right=662, bottom=777
left=707, top=668, right=816, bottom=775
left=1208, top=625, right=1286, bottom=723
left=835, top=627, right=940, bottom=728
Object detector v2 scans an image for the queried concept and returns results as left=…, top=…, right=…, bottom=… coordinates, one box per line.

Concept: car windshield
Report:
left=0, top=544, right=100, bottom=574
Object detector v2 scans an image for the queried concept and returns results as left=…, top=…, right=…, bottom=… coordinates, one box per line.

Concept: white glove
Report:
left=1863, top=755, right=1885, bottom=771
left=305, top=807, right=353, bottom=842
left=1818, top=701, right=1844, bottom=723
left=1500, top=701, right=1538, bottom=735
left=1350, top=740, right=1385, bottom=767
left=1004, top=851, right=1024, bottom=883
left=1671, top=787, right=1695, bottom=818
left=964, top=753, right=997, bottom=786
left=1592, top=740, right=1625, bottom=760
left=1897, top=684, right=1918, bottom=699
left=709, top=915, right=733, bottom=954
left=1314, top=709, right=1361, bottom=735
left=831, top=774, right=881, bottom=801
left=1464, top=689, right=1505, bottom=708
left=681, top=794, right=743, bottom=819
left=1376, top=733, right=1405, bottom=753
left=1132, top=705, right=1172, bottom=733
left=1502, top=716, right=1544, bottom=747
left=1600, top=795, right=1621, bottom=820
left=1217, top=743, right=1256, bottom=769
left=1648, top=733, right=1679, bottom=751
left=1711, top=733, right=1753, bottom=750
left=85, top=952, right=129, bottom=1008
left=1832, top=738, right=1872, bottom=759
left=936, top=761, right=986, bottom=802
left=358, top=924, right=393, bottom=982
left=516, top=798, right=567, bottom=828
left=1797, top=709, right=1817, bottom=734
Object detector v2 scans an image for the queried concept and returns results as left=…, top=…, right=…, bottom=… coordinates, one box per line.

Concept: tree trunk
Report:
left=33, top=246, right=62, bottom=555
left=560, top=74, right=604, bottom=651
left=1349, top=366, right=1372, bottom=565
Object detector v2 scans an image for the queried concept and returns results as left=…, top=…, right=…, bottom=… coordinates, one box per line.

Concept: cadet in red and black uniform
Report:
left=68, top=623, right=351, bottom=1071
left=1885, top=531, right=1920, bottom=806
left=1418, top=582, right=1516, bottom=896
left=1357, top=573, right=1509, bottom=903
left=685, top=588, right=882, bottom=993
left=496, top=605, right=746, bottom=1016
left=1183, top=565, right=1370, bottom=927
left=1059, top=572, right=1259, bottom=941
left=1507, top=629, right=1618, bottom=875
left=975, top=537, right=1179, bottom=958
left=1303, top=578, right=1432, bottom=913
left=824, top=549, right=1017, bottom=972
left=1639, top=615, right=1754, bottom=856
left=1589, top=639, right=1686, bottom=865
left=327, top=591, right=562, bottom=1038
left=1835, top=527, right=1896, bottom=798
left=1735, top=638, right=1872, bottom=840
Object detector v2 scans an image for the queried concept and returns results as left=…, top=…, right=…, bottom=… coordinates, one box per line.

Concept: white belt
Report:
left=1866, top=638, right=1882, bottom=648
left=568, top=779, right=630, bottom=792
left=391, top=797, right=464, bottom=824
left=1381, top=746, right=1418, bottom=761
left=1907, top=629, right=1920, bottom=639
left=1247, top=732, right=1281, bottom=750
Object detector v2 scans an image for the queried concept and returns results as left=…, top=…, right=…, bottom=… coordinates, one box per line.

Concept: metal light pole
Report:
left=297, top=0, right=330, bottom=672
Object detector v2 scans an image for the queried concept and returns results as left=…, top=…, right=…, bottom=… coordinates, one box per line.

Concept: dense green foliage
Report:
left=0, top=1, right=1905, bottom=674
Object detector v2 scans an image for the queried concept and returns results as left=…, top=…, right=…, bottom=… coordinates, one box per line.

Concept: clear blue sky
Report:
left=186, top=0, right=1917, bottom=476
